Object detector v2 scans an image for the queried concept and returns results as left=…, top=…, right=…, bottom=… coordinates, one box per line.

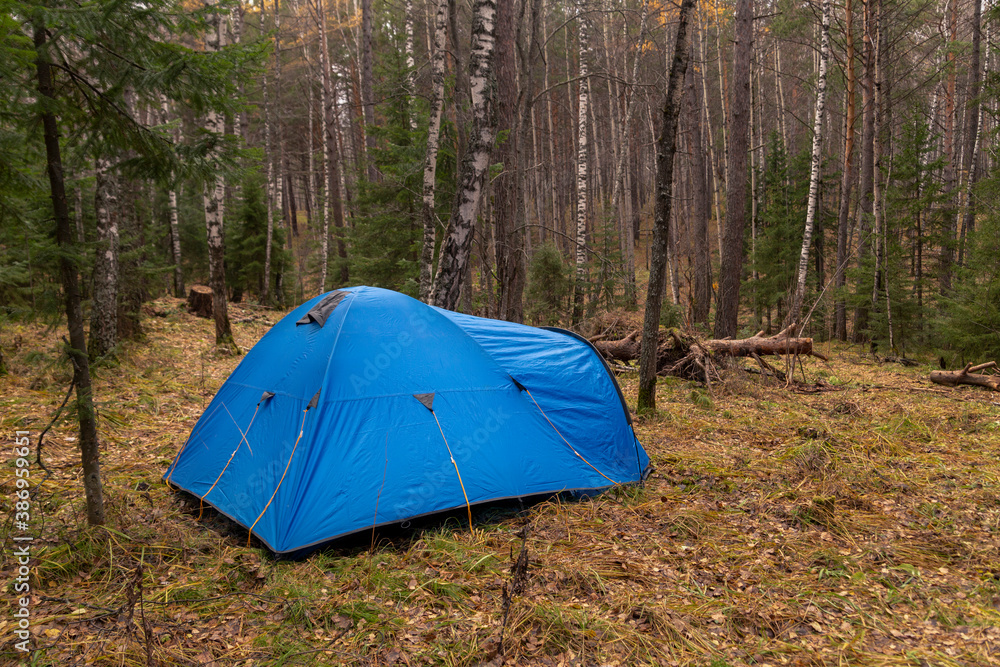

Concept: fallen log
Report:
left=704, top=323, right=829, bottom=361
left=591, top=329, right=640, bottom=363
left=929, top=361, right=1000, bottom=391
left=187, top=285, right=213, bottom=318
left=592, top=322, right=827, bottom=371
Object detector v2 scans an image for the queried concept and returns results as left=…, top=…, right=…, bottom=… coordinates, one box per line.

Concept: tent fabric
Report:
left=164, top=286, right=649, bottom=554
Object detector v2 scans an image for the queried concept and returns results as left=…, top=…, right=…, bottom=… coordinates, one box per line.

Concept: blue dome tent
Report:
left=164, top=286, right=649, bottom=555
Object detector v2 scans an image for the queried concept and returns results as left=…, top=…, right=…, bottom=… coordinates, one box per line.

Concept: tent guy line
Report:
left=247, top=404, right=312, bottom=546
left=418, top=394, right=474, bottom=532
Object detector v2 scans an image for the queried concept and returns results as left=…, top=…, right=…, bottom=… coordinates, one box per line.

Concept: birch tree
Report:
left=419, top=0, right=448, bottom=302
left=160, top=97, right=184, bottom=298
left=609, top=0, right=649, bottom=305
left=316, top=0, right=348, bottom=290
left=852, top=0, right=876, bottom=340
left=263, top=66, right=276, bottom=302
left=940, top=0, right=959, bottom=293
left=958, top=0, right=984, bottom=263
left=787, top=0, right=831, bottom=329
left=431, top=0, right=498, bottom=310
left=571, top=16, right=590, bottom=326
left=871, top=0, right=890, bottom=346
left=834, top=0, right=856, bottom=340
left=203, top=3, right=234, bottom=347
left=88, top=158, right=119, bottom=359
left=263, top=0, right=284, bottom=304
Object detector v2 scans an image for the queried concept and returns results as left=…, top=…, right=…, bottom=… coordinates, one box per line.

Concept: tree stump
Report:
left=187, top=285, right=213, bottom=319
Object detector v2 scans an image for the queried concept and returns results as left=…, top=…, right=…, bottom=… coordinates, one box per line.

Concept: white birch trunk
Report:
left=89, top=157, right=119, bottom=358
left=263, top=67, right=275, bottom=302
left=305, top=39, right=317, bottom=225
left=274, top=0, right=285, bottom=231
left=203, top=4, right=232, bottom=344
left=430, top=0, right=498, bottom=310
left=405, top=0, right=418, bottom=131
left=775, top=41, right=789, bottom=151
left=713, top=0, right=729, bottom=263
left=419, top=0, right=448, bottom=302
left=75, top=187, right=85, bottom=244
left=160, top=96, right=184, bottom=298
left=571, top=17, right=590, bottom=324
left=317, top=0, right=331, bottom=291
left=696, top=11, right=722, bottom=259
left=609, top=1, right=648, bottom=302
left=871, top=0, right=889, bottom=344
left=787, top=0, right=831, bottom=329
left=542, top=2, right=558, bottom=241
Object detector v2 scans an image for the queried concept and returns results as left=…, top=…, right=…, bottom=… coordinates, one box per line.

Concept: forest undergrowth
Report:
left=1, top=298, right=999, bottom=666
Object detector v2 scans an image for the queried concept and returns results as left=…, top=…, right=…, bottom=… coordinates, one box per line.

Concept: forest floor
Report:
left=1, top=297, right=999, bottom=666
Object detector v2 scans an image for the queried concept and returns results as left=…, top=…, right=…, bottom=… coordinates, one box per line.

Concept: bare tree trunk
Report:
left=404, top=0, right=418, bottom=131
left=318, top=36, right=330, bottom=291
left=273, top=0, right=285, bottom=232
left=419, top=0, right=448, bottom=302
left=89, top=158, right=119, bottom=359
left=714, top=0, right=752, bottom=339
left=203, top=6, right=233, bottom=345
left=305, top=40, right=316, bottom=234
left=637, top=0, right=696, bottom=411
left=787, top=0, right=831, bottom=329
left=316, top=0, right=348, bottom=290
left=431, top=0, right=497, bottom=310
left=668, top=178, right=681, bottom=306
left=609, top=0, right=648, bottom=305
left=493, top=0, right=525, bottom=322
left=959, top=0, right=983, bottom=265
left=713, top=0, right=729, bottom=263
left=34, top=23, right=105, bottom=526
left=940, top=0, right=958, bottom=293
left=696, top=12, right=722, bottom=267
left=542, top=1, right=558, bottom=247
left=852, top=0, right=875, bottom=342
left=571, top=17, right=590, bottom=326
left=159, top=97, right=185, bottom=298
left=522, top=0, right=544, bottom=254
left=834, top=0, right=856, bottom=340
left=263, top=66, right=275, bottom=303
left=75, top=186, right=85, bottom=244
left=285, top=173, right=296, bottom=248
left=871, top=0, right=889, bottom=346
left=361, top=0, right=377, bottom=182
left=687, top=47, right=711, bottom=327
left=774, top=40, right=790, bottom=151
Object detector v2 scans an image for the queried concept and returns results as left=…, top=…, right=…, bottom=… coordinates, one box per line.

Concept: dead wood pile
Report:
left=591, top=323, right=828, bottom=382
